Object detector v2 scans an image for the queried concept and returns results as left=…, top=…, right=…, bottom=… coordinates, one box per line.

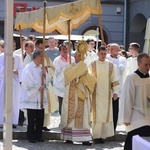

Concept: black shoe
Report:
left=36, top=139, right=45, bottom=142
left=99, top=138, right=105, bottom=144
left=42, top=127, right=51, bottom=131
left=64, top=140, right=73, bottom=144
left=93, top=138, right=105, bottom=144
left=29, top=140, right=36, bottom=143
left=18, top=122, right=23, bottom=126
left=93, top=138, right=99, bottom=143
left=82, top=141, right=92, bottom=146
left=12, top=125, right=17, bottom=129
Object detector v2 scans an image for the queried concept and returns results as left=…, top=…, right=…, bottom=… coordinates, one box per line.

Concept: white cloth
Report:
left=107, top=54, right=126, bottom=88
left=84, top=50, right=98, bottom=67
left=14, top=48, right=25, bottom=57
left=20, top=61, right=50, bottom=109
left=119, top=73, right=150, bottom=132
left=21, top=55, right=58, bottom=126
left=133, top=135, right=150, bottom=150
left=61, top=128, right=92, bottom=142
left=0, top=53, right=23, bottom=124
left=0, top=53, right=5, bottom=124
left=13, top=53, right=23, bottom=123
left=23, top=53, right=32, bottom=68
left=123, top=57, right=138, bottom=80
left=53, top=55, right=75, bottom=97
left=92, top=59, right=120, bottom=139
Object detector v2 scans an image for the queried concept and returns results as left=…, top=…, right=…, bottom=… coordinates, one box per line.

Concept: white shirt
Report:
left=53, top=55, right=75, bottom=97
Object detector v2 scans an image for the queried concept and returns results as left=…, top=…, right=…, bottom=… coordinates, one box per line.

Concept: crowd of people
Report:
left=0, top=35, right=150, bottom=150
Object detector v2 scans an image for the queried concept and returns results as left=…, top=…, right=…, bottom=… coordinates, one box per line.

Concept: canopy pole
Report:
left=41, top=0, right=47, bottom=109
left=19, top=25, right=24, bottom=61
left=96, top=27, right=99, bottom=53
left=4, top=0, right=14, bottom=149
left=98, top=15, right=105, bottom=46
left=67, top=20, right=71, bottom=64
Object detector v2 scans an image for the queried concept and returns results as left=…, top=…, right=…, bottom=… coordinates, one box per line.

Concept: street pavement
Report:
left=0, top=111, right=126, bottom=150
left=0, top=140, right=124, bottom=150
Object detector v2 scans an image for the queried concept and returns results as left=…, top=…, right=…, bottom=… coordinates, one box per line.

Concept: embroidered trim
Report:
left=106, top=62, right=113, bottom=122
left=92, top=85, right=97, bottom=123
left=67, top=80, right=76, bottom=125
left=91, top=61, right=114, bottom=123
left=91, top=61, right=97, bottom=123
left=75, top=98, right=84, bottom=128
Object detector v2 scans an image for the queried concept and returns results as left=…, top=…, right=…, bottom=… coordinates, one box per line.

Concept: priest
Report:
left=123, top=42, right=140, bottom=80
left=0, top=40, right=23, bottom=128
left=90, top=46, right=120, bottom=143
left=20, top=50, right=51, bottom=143
left=120, top=53, right=150, bottom=150
left=61, top=41, right=96, bottom=145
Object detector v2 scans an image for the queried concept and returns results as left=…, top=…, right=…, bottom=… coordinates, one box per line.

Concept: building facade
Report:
left=0, top=0, right=150, bottom=51
left=127, top=0, right=150, bottom=51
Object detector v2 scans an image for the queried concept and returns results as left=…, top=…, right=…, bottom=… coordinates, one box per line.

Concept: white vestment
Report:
left=14, top=48, right=25, bottom=57
left=119, top=73, right=150, bottom=132
left=0, top=53, right=5, bottom=124
left=0, top=53, right=23, bottom=124
left=13, top=53, right=23, bottom=124
left=84, top=51, right=98, bottom=67
left=61, top=61, right=96, bottom=142
left=20, top=61, right=50, bottom=109
left=23, top=53, right=32, bottom=68
left=107, top=54, right=126, bottom=126
left=123, top=57, right=138, bottom=80
left=21, top=55, right=58, bottom=126
left=107, top=54, right=126, bottom=88
left=91, top=59, right=120, bottom=139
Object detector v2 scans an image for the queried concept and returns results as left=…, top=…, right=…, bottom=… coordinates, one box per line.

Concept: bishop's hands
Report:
left=41, top=67, right=47, bottom=76
left=13, top=70, right=18, bottom=75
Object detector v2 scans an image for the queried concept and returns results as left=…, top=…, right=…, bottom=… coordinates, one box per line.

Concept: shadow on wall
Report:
left=129, top=13, right=147, bottom=52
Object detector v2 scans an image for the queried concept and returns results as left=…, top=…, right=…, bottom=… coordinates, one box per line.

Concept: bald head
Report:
left=109, top=43, right=120, bottom=57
